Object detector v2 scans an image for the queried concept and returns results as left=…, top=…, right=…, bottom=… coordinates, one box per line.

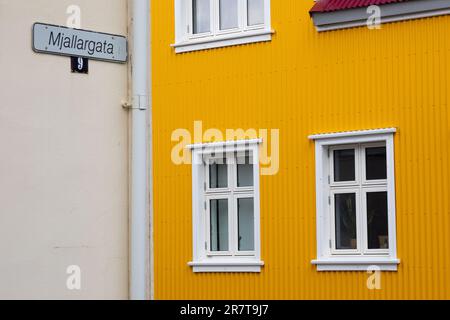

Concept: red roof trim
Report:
left=310, top=0, right=407, bottom=13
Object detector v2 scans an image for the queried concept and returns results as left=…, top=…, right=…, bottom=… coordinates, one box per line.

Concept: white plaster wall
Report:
left=0, top=0, right=129, bottom=299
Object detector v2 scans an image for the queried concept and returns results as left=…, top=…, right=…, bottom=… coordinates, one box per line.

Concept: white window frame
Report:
left=173, top=0, right=273, bottom=53
left=187, top=139, right=263, bottom=272
left=308, top=128, right=400, bottom=271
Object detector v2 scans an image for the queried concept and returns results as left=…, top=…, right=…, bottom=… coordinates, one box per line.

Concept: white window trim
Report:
left=173, top=0, right=273, bottom=53
left=309, top=128, right=399, bottom=271
left=187, top=139, right=263, bottom=273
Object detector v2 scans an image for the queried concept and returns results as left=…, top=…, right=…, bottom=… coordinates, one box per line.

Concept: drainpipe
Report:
left=129, top=0, right=150, bottom=300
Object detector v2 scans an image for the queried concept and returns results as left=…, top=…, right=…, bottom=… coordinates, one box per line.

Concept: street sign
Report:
left=32, top=22, right=127, bottom=63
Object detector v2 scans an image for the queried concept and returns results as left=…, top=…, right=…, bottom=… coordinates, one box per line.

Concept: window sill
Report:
left=312, top=258, right=400, bottom=271
left=172, top=30, right=274, bottom=53
left=188, top=260, right=264, bottom=273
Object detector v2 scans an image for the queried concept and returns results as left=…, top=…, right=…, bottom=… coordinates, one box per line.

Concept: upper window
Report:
left=187, top=140, right=263, bottom=272
left=173, top=0, right=272, bottom=53
left=309, top=129, right=399, bottom=271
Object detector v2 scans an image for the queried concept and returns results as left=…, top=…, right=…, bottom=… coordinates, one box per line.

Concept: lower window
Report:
left=309, top=129, right=400, bottom=271
left=188, top=140, right=263, bottom=272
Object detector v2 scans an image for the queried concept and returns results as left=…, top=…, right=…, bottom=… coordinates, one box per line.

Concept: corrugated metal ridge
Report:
left=310, top=0, right=408, bottom=13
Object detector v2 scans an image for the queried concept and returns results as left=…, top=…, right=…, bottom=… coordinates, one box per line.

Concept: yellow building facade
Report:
left=152, top=0, right=450, bottom=299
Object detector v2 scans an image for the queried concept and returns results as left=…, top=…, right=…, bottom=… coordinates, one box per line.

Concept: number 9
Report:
left=77, top=57, right=84, bottom=70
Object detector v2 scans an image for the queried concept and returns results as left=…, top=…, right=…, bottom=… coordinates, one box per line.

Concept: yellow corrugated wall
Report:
left=152, top=0, right=450, bottom=299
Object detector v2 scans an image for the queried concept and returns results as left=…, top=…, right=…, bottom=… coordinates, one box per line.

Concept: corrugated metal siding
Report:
left=310, top=0, right=406, bottom=13
left=152, top=0, right=450, bottom=299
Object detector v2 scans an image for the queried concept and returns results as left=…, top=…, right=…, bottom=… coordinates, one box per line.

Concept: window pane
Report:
left=209, top=159, right=227, bottom=188
left=237, top=156, right=254, bottom=187
left=367, top=192, right=389, bottom=249
left=366, top=147, right=387, bottom=180
left=193, top=0, right=210, bottom=34
left=238, top=198, right=254, bottom=251
left=210, top=199, right=229, bottom=251
left=334, top=149, right=355, bottom=182
left=219, top=0, right=238, bottom=30
left=335, top=193, right=357, bottom=250
left=247, top=0, right=264, bottom=25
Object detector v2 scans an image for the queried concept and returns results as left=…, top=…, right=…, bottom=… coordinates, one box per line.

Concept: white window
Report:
left=173, top=0, right=272, bottom=53
left=187, top=139, right=263, bottom=272
left=309, top=129, right=400, bottom=271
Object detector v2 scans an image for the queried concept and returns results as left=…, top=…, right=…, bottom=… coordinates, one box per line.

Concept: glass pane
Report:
left=335, top=193, right=357, bottom=250
left=334, top=149, right=355, bottom=182
left=366, top=147, right=387, bottom=180
left=210, top=199, right=229, bottom=252
left=209, top=159, right=227, bottom=188
left=219, top=0, right=239, bottom=30
left=238, top=198, right=254, bottom=251
left=237, top=156, right=254, bottom=187
left=247, top=0, right=264, bottom=25
left=193, top=0, right=210, bottom=34
left=367, top=192, right=389, bottom=249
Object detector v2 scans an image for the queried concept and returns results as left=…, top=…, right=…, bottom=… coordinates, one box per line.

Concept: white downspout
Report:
left=129, top=0, right=150, bottom=300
